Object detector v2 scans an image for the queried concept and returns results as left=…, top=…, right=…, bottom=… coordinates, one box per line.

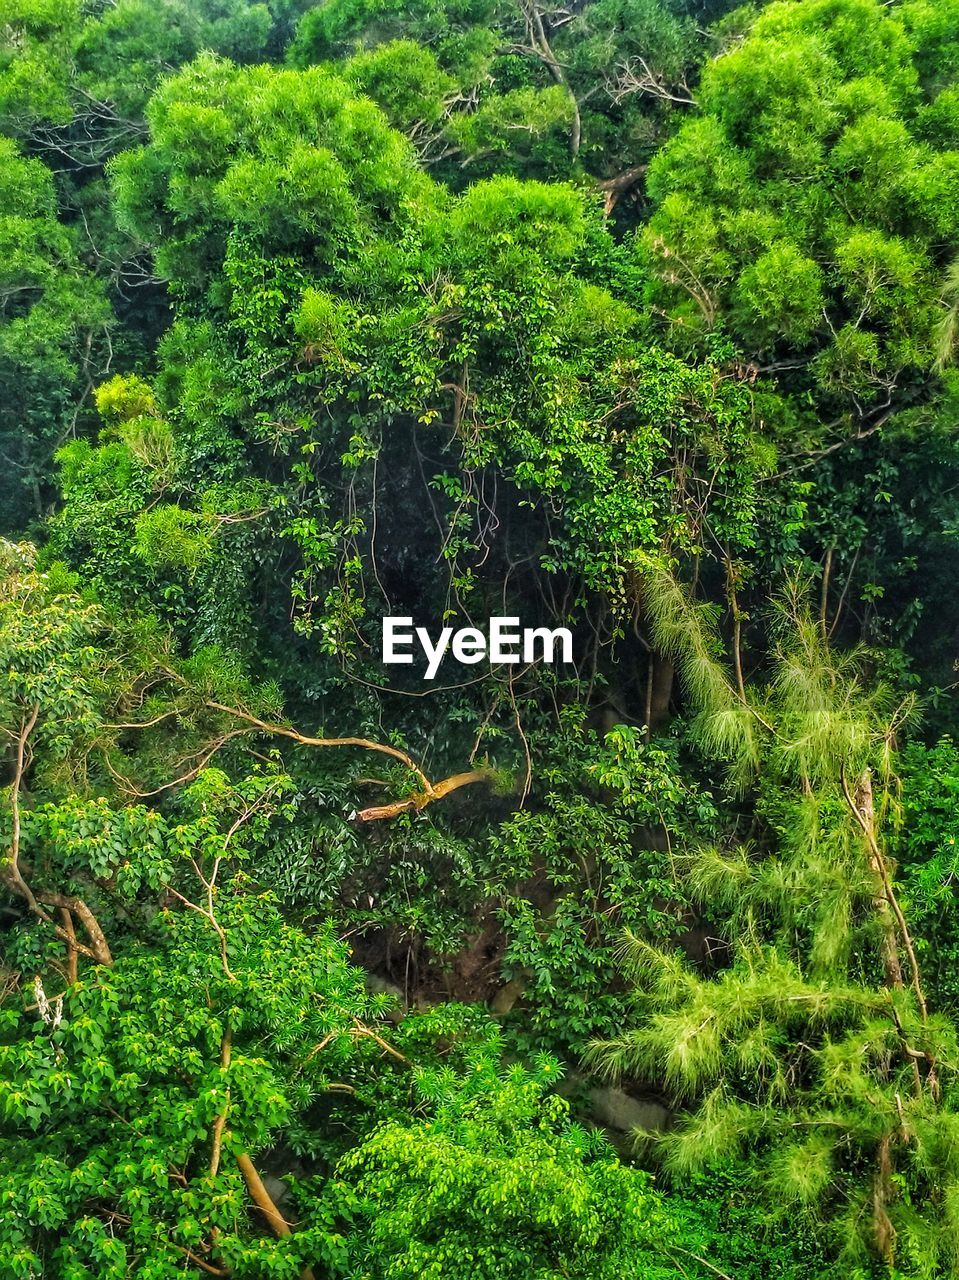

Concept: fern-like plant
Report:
left=588, top=570, right=959, bottom=1276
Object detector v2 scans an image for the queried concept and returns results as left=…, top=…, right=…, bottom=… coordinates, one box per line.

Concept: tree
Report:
left=0, top=542, right=540, bottom=1277
left=107, top=54, right=770, bottom=719
left=589, top=574, right=959, bottom=1274
left=331, top=1044, right=695, bottom=1279
left=287, top=0, right=732, bottom=191
left=0, top=140, right=110, bottom=531
left=4, top=1, right=959, bottom=1273
left=1, top=884, right=374, bottom=1279
left=642, top=0, right=959, bottom=414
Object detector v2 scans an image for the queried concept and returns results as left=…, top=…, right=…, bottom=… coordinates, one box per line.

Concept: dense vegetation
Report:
left=3, top=0, right=959, bottom=1275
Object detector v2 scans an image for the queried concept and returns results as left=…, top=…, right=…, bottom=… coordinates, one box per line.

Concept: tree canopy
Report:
left=3, top=0, right=959, bottom=1276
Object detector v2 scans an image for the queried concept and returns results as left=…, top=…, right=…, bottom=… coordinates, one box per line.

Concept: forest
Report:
left=2, top=0, right=959, bottom=1275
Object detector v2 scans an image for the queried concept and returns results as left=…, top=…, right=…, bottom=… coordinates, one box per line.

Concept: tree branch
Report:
left=204, top=701, right=434, bottom=793
left=202, top=701, right=498, bottom=821
left=357, top=768, right=495, bottom=821
left=209, top=1025, right=232, bottom=1179
left=235, top=1152, right=315, bottom=1280
left=519, top=0, right=581, bottom=157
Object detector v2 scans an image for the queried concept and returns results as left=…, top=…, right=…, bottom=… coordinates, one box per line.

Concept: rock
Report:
left=587, top=1085, right=670, bottom=1134
left=489, top=976, right=527, bottom=1015
left=365, top=973, right=407, bottom=1020
left=261, top=1173, right=290, bottom=1209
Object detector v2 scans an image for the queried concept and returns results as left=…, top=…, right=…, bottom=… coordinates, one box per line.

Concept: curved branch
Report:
left=519, top=0, right=581, bottom=157
left=357, top=768, right=495, bottom=821
left=3, top=707, right=113, bottom=966
left=38, top=893, right=113, bottom=966
left=4, top=706, right=40, bottom=904
left=204, top=701, right=434, bottom=794
left=235, top=1152, right=315, bottom=1280
left=597, top=164, right=647, bottom=215
left=209, top=1025, right=232, bottom=1179
left=204, top=702, right=498, bottom=821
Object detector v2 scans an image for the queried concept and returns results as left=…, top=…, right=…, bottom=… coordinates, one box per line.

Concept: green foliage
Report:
left=589, top=578, right=959, bottom=1275
left=0, top=0, right=81, bottom=128
left=103, top=49, right=773, bottom=689
left=111, top=55, right=432, bottom=299
left=331, top=1046, right=689, bottom=1279
left=488, top=722, right=716, bottom=1050
left=5, top=1, right=959, bottom=1276
left=0, top=883, right=375, bottom=1276
left=0, top=137, right=110, bottom=531
left=643, top=0, right=958, bottom=415
left=77, top=0, right=274, bottom=117
left=895, top=738, right=959, bottom=1013
left=0, top=541, right=112, bottom=776
left=344, top=40, right=457, bottom=133
left=671, top=1164, right=833, bottom=1280
left=288, top=0, right=731, bottom=185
